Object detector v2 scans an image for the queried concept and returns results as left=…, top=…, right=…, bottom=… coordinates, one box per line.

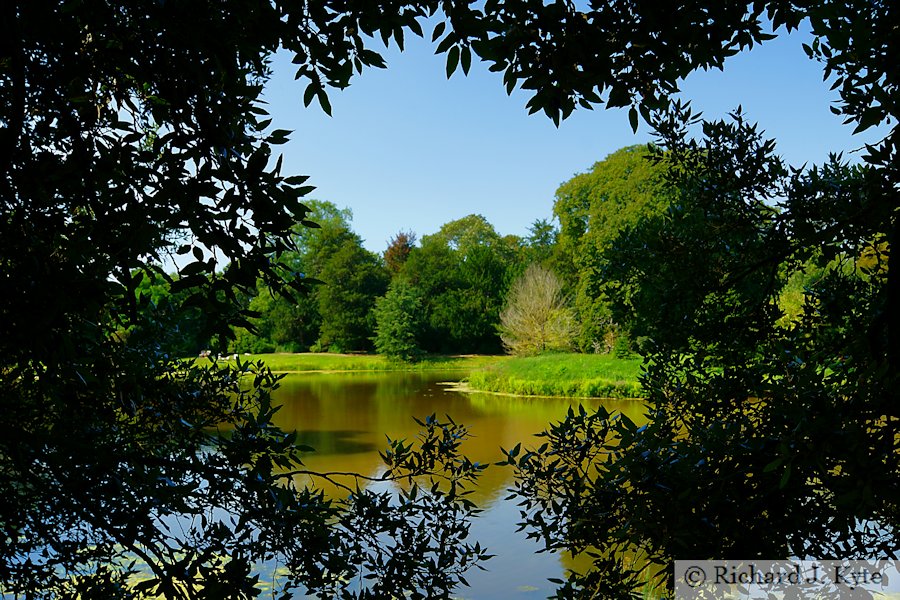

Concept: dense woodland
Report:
left=140, top=144, right=834, bottom=362
left=2, top=1, right=896, bottom=598
left=138, top=146, right=700, bottom=359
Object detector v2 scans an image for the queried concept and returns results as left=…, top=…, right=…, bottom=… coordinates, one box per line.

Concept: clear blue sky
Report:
left=262, top=24, right=883, bottom=254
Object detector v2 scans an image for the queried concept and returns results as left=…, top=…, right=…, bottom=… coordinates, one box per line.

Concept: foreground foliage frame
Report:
left=2, top=0, right=898, bottom=598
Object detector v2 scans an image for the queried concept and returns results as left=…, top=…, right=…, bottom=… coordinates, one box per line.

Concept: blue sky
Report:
left=262, top=24, right=883, bottom=254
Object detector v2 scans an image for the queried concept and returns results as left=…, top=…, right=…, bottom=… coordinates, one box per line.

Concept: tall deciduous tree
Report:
left=246, top=281, right=321, bottom=352
left=499, top=264, right=575, bottom=355
left=428, top=214, right=501, bottom=256
left=554, top=145, right=670, bottom=351
left=316, top=238, right=389, bottom=352
left=402, top=216, right=514, bottom=353
left=287, top=199, right=357, bottom=275
left=227, top=200, right=354, bottom=353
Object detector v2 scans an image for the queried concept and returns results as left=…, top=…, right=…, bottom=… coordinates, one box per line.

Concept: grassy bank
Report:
left=199, top=352, right=508, bottom=373
left=467, top=353, right=643, bottom=399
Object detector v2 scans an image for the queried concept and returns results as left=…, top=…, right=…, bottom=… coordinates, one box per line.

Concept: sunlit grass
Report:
left=191, top=352, right=509, bottom=374
left=467, top=352, right=643, bottom=399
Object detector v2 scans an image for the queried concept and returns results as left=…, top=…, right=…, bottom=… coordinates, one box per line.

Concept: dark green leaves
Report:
left=0, top=3, right=498, bottom=597
left=511, top=90, right=898, bottom=595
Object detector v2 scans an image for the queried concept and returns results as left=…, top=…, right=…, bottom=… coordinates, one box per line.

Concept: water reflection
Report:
left=270, top=370, right=648, bottom=599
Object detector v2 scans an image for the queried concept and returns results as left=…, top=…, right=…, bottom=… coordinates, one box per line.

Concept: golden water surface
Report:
left=269, top=371, right=648, bottom=599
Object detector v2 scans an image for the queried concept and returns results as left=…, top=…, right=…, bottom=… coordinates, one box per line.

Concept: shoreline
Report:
left=442, top=380, right=646, bottom=401
left=199, top=351, right=644, bottom=400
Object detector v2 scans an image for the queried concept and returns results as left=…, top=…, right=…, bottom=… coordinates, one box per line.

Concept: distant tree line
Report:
left=135, top=200, right=553, bottom=358
left=136, top=144, right=840, bottom=361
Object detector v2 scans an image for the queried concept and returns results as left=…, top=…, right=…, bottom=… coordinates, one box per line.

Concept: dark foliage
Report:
left=0, top=1, right=497, bottom=596
left=502, top=1, right=900, bottom=595
left=4, top=0, right=898, bottom=597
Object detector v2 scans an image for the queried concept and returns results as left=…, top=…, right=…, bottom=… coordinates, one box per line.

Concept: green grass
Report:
left=195, top=352, right=508, bottom=373
left=467, top=352, right=643, bottom=399
left=191, top=352, right=643, bottom=399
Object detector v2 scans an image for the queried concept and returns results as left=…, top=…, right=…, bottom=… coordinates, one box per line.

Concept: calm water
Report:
left=269, top=370, right=648, bottom=599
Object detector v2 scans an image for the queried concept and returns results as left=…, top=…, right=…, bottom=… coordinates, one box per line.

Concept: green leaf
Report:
left=408, top=18, right=423, bottom=38
left=763, top=457, right=784, bottom=473
left=461, top=46, right=472, bottom=75
left=317, top=90, right=332, bottom=116
left=303, top=83, right=317, bottom=107
left=436, top=33, right=456, bottom=55
left=431, top=21, right=446, bottom=43
left=779, top=462, right=792, bottom=489
left=446, top=46, right=460, bottom=78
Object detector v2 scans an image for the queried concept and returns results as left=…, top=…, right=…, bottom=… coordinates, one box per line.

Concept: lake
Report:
left=268, top=370, right=648, bottom=599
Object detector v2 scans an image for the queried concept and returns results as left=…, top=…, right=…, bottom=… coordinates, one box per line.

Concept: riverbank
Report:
left=200, top=352, right=644, bottom=399
left=466, top=353, right=643, bottom=399
left=202, top=352, right=507, bottom=373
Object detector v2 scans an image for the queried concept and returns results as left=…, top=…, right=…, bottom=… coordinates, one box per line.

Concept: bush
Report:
left=228, top=328, right=276, bottom=354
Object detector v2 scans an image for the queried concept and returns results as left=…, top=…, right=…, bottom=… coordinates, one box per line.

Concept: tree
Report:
left=373, top=280, right=426, bottom=362
left=286, top=199, right=357, bottom=275
left=131, top=270, right=209, bottom=358
left=509, top=111, right=898, bottom=596
left=316, top=238, right=389, bottom=352
left=499, top=2, right=900, bottom=595
left=428, top=214, right=501, bottom=257
left=1, top=3, right=500, bottom=597
left=402, top=217, right=514, bottom=354
left=499, top=264, right=575, bottom=355
left=384, top=230, right=417, bottom=274
left=280, top=199, right=393, bottom=353
left=554, top=145, right=671, bottom=352
left=524, top=218, right=558, bottom=266
left=244, top=281, right=321, bottom=352
left=232, top=200, right=392, bottom=354
left=436, top=245, right=510, bottom=354
left=602, top=114, right=787, bottom=357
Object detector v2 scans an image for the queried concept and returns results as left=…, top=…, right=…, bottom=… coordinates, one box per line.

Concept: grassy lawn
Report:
left=194, top=352, right=509, bottom=373
left=467, top=352, right=644, bottom=399
left=190, top=352, right=643, bottom=399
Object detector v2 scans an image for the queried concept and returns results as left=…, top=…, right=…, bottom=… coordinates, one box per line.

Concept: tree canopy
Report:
left=554, top=145, right=671, bottom=351
left=0, top=2, right=495, bottom=597
left=502, top=3, right=899, bottom=596
left=401, top=216, right=517, bottom=354
left=373, top=280, right=427, bottom=362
